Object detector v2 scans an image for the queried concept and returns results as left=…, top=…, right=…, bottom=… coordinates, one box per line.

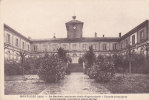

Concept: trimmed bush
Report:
left=38, top=54, right=66, bottom=83
left=93, top=56, right=115, bottom=82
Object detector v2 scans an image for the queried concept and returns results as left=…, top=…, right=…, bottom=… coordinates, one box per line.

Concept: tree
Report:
left=57, top=47, right=72, bottom=74
left=78, top=56, right=85, bottom=64
left=84, top=45, right=96, bottom=68
left=83, top=45, right=96, bottom=74
left=57, top=47, right=68, bottom=63
left=17, top=50, right=27, bottom=75
left=128, top=45, right=132, bottom=73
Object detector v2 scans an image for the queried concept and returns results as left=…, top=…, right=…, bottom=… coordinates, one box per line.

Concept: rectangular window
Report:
left=63, top=44, right=67, bottom=49
left=103, top=44, right=107, bottom=51
left=92, top=44, right=96, bottom=50
left=132, top=35, right=135, bottom=45
left=28, top=45, right=30, bottom=51
left=43, top=44, right=48, bottom=51
left=140, top=31, right=144, bottom=41
left=121, top=41, right=123, bottom=48
left=72, top=44, right=77, bottom=50
left=113, top=43, right=117, bottom=50
left=15, top=38, right=18, bottom=47
left=7, top=34, right=10, bottom=44
left=34, top=45, right=37, bottom=51
left=126, top=39, right=129, bottom=47
left=52, top=44, right=58, bottom=51
left=82, top=44, right=87, bottom=50
left=22, top=42, right=25, bottom=49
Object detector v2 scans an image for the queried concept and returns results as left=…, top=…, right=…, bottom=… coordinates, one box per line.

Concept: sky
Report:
left=1, top=0, right=149, bottom=39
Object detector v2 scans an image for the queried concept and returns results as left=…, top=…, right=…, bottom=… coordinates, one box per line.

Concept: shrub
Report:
left=112, top=53, right=149, bottom=74
left=112, top=55, right=129, bottom=73
left=38, top=54, right=66, bottom=83
left=91, top=55, right=115, bottom=82
left=131, top=54, right=149, bottom=74
left=23, top=57, right=42, bottom=74
left=87, top=67, right=97, bottom=79
left=5, top=62, right=22, bottom=75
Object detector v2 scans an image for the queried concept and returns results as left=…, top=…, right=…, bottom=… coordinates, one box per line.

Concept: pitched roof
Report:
left=120, top=20, right=149, bottom=40
left=66, top=20, right=83, bottom=24
left=4, top=24, right=31, bottom=42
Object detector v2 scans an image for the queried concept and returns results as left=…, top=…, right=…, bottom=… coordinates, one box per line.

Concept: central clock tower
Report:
left=66, top=16, right=83, bottom=39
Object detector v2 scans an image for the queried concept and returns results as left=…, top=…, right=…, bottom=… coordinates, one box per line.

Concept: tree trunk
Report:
left=129, top=61, right=131, bottom=74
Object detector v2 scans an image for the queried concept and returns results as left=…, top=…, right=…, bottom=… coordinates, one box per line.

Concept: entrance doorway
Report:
left=72, top=53, right=79, bottom=63
left=69, top=53, right=83, bottom=72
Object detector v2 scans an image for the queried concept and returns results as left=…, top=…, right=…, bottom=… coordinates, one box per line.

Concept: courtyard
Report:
left=5, top=72, right=149, bottom=95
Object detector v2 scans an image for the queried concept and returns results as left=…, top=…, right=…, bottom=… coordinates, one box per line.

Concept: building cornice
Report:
left=119, top=20, right=148, bottom=41
left=4, top=24, right=31, bottom=42
left=31, top=37, right=120, bottom=43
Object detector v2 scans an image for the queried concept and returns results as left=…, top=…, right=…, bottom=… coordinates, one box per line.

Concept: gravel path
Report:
left=39, top=73, right=110, bottom=94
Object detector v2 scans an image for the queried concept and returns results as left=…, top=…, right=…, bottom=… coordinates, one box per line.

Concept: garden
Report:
left=5, top=47, right=72, bottom=83
left=78, top=46, right=149, bottom=93
left=4, top=46, right=149, bottom=94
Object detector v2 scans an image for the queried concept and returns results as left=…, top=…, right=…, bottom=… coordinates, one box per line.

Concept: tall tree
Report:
left=84, top=45, right=96, bottom=68
left=57, top=47, right=68, bottom=63
left=17, top=50, right=27, bottom=75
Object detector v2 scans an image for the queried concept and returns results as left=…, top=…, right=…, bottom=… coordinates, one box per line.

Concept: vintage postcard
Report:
left=0, top=0, right=149, bottom=100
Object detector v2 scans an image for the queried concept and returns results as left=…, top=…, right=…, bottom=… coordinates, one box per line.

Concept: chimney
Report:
left=103, top=34, right=104, bottom=37
left=53, top=33, right=56, bottom=38
left=95, top=32, right=97, bottom=38
left=119, top=33, right=121, bottom=38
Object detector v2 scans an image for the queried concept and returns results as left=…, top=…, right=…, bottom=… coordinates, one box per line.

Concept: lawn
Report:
left=101, top=73, right=149, bottom=93
left=4, top=75, right=48, bottom=95
left=4, top=73, right=149, bottom=94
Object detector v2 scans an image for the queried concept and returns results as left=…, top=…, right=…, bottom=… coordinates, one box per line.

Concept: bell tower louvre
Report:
left=65, top=16, right=83, bottom=39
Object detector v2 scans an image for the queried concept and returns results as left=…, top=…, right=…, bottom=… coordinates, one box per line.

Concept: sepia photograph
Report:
left=1, top=0, right=149, bottom=99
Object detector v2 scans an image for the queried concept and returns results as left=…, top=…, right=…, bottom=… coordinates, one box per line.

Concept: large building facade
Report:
left=4, top=16, right=149, bottom=63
